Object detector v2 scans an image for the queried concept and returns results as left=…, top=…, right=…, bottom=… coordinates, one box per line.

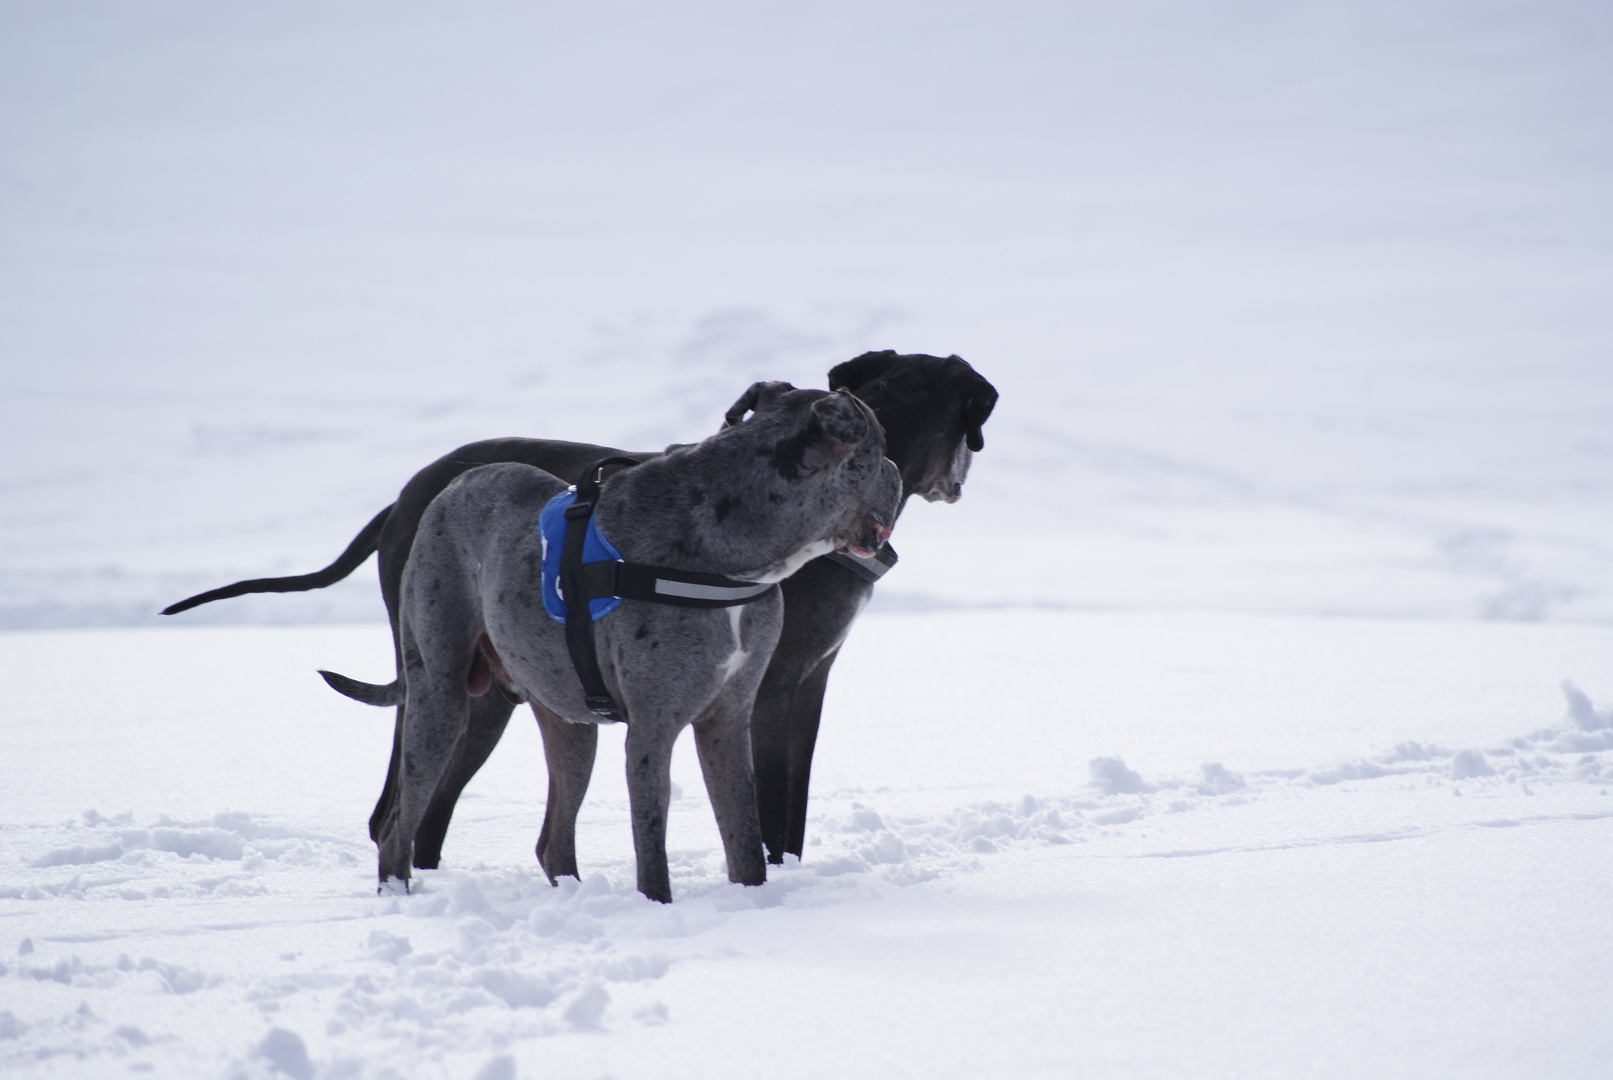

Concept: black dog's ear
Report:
left=954, top=358, right=999, bottom=452
left=807, top=389, right=872, bottom=458
left=722, top=380, right=797, bottom=428
left=827, top=350, right=901, bottom=393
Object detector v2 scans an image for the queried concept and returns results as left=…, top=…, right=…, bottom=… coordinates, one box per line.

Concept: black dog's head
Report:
left=826, top=351, right=999, bottom=504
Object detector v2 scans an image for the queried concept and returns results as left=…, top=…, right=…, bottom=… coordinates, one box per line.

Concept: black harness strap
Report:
left=559, top=458, right=640, bottom=719
left=559, top=456, right=779, bottom=721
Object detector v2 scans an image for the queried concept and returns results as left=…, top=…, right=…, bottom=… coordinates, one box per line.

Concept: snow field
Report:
left=2, top=614, right=1611, bottom=1077
left=2, top=1, right=1612, bottom=1076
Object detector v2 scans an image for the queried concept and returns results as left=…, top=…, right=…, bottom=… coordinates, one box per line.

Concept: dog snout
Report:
left=842, top=456, right=901, bottom=554
left=844, top=509, right=894, bottom=558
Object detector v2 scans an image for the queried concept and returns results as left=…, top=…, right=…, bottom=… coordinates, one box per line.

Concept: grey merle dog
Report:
left=385, top=388, right=897, bottom=899
left=164, top=351, right=998, bottom=868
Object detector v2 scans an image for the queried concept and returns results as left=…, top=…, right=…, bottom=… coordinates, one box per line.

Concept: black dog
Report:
left=164, top=351, right=998, bottom=866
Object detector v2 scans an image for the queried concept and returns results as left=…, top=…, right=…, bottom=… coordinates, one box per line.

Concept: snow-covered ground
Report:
left=4, top=618, right=1613, bottom=1078
left=3, top=1, right=1612, bottom=1077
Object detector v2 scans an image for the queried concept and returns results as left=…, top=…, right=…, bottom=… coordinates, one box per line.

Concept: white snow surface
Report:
left=3, top=618, right=1613, bottom=1078
left=4, top=1, right=1613, bottom=1077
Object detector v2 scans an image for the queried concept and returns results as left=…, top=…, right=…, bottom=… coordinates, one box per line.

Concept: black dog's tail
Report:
left=319, top=669, right=403, bottom=707
left=161, top=505, right=393, bottom=616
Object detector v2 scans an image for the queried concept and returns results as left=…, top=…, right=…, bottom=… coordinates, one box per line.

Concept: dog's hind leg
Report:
left=693, top=700, right=767, bottom=888
left=410, top=691, right=517, bottom=869
left=369, top=705, right=405, bottom=844
left=782, top=649, right=840, bottom=861
left=370, top=655, right=511, bottom=859
left=533, top=703, right=598, bottom=884
left=378, top=638, right=469, bottom=888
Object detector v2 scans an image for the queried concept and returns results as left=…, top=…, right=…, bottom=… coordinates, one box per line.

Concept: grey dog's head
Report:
left=709, top=384, right=901, bottom=564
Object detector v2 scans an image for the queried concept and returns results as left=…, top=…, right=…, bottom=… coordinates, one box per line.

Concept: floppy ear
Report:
left=722, top=380, right=797, bottom=428
left=958, top=362, right=999, bottom=452
left=808, top=389, right=872, bottom=452
left=827, top=350, right=901, bottom=393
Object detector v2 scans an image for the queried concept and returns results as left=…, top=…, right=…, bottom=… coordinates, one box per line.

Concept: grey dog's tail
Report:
left=161, top=505, right=394, bottom=616
left=318, top=669, right=403, bottom=706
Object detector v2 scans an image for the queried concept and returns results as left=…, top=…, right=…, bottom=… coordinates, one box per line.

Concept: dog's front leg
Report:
left=533, top=701, right=598, bottom=883
left=623, top=720, right=679, bottom=903
left=694, top=701, right=768, bottom=887
left=749, top=663, right=796, bottom=865
left=782, top=651, right=839, bottom=861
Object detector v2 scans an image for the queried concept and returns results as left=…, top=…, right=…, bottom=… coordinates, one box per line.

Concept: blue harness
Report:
left=539, top=488, right=625, bottom=623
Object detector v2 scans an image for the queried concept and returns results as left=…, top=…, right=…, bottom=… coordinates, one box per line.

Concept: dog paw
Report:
left=377, top=876, right=410, bottom=897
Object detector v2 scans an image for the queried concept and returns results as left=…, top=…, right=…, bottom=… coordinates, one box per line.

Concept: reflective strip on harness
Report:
left=653, top=577, right=774, bottom=603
